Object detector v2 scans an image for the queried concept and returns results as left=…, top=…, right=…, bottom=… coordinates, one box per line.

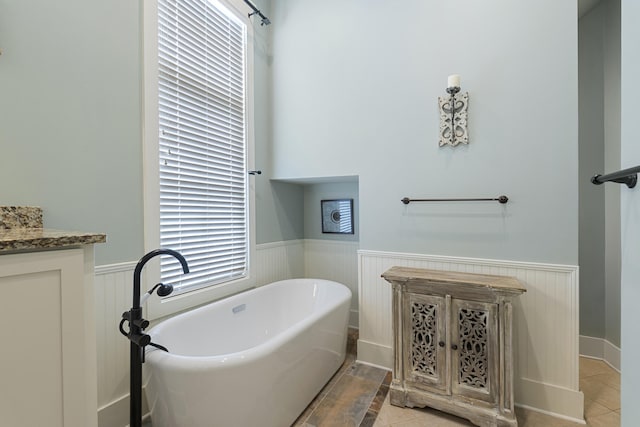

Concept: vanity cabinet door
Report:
left=0, top=248, right=97, bottom=427
left=450, top=298, right=499, bottom=405
left=403, top=293, right=447, bottom=394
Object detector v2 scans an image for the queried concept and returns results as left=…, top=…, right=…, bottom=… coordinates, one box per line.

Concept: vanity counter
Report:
left=0, top=228, right=106, bottom=252
left=0, top=206, right=105, bottom=253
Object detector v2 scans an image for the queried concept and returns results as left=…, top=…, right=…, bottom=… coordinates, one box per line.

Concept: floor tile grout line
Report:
left=366, top=356, right=619, bottom=427
left=295, top=329, right=360, bottom=426
left=298, top=366, right=350, bottom=425
left=145, top=355, right=619, bottom=427
left=300, top=361, right=390, bottom=427
left=357, top=383, right=391, bottom=427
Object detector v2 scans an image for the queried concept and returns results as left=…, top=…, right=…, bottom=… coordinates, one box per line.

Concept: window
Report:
left=144, top=0, right=255, bottom=318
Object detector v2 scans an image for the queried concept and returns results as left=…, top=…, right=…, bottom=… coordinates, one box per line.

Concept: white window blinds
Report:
left=158, top=0, right=248, bottom=295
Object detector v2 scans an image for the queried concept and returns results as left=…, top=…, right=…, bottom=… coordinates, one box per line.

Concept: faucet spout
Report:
left=132, top=248, right=189, bottom=309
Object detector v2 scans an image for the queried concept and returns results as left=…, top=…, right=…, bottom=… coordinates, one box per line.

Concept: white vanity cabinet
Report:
left=0, top=247, right=99, bottom=427
left=382, top=267, right=526, bottom=427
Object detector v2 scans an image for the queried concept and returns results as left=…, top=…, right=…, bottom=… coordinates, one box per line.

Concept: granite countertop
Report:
left=0, top=228, right=107, bottom=252
left=0, top=206, right=106, bottom=253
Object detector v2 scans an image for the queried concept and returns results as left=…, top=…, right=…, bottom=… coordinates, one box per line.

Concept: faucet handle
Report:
left=132, top=318, right=149, bottom=330
left=129, top=332, right=151, bottom=348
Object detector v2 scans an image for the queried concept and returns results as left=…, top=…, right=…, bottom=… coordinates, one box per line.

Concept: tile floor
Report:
left=296, top=330, right=621, bottom=427
left=371, top=358, right=621, bottom=427
left=144, top=329, right=621, bottom=427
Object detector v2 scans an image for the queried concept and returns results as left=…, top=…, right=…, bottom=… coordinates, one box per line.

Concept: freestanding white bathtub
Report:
left=144, top=278, right=352, bottom=427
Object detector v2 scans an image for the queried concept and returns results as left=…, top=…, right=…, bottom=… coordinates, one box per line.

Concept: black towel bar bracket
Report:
left=401, top=196, right=509, bottom=205
left=591, top=165, right=640, bottom=189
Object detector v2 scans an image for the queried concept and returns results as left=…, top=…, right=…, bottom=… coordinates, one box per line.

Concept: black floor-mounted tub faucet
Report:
left=119, top=248, right=189, bottom=427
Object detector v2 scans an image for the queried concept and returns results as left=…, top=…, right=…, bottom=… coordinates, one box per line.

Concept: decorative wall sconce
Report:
left=438, top=74, right=469, bottom=147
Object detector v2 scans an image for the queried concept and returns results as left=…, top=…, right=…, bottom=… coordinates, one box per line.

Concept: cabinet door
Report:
left=0, top=249, right=95, bottom=427
left=450, top=298, right=498, bottom=404
left=403, top=293, right=447, bottom=393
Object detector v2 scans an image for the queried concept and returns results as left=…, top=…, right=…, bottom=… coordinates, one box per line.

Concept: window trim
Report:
left=142, top=0, right=256, bottom=320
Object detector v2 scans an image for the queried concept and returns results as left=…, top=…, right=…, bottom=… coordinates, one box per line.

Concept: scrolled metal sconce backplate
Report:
left=438, top=92, right=469, bottom=147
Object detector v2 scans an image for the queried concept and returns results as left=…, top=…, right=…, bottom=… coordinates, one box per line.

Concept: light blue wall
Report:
left=252, top=0, right=305, bottom=244
left=256, top=181, right=305, bottom=243
left=578, top=0, right=622, bottom=347
left=0, top=0, right=144, bottom=265
left=270, top=0, right=579, bottom=265
left=1, top=0, right=580, bottom=268
left=620, top=0, right=640, bottom=423
left=602, top=0, right=622, bottom=348
left=0, top=0, right=301, bottom=264
left=303, top=181, right=359, bottom=242
left=579, top=6, right=606, bottom=340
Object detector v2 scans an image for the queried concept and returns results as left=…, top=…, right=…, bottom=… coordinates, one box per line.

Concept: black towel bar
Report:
left=401, top=196, right=509, bottom=205
left=591, top=165, right=640, bottom=188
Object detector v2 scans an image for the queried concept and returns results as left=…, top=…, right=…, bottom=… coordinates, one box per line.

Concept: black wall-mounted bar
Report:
left=591, top=165, right=640, bottom=189
left=401, top=196, right=509, bottom=205
left=243, top=0, right=271, bottom=25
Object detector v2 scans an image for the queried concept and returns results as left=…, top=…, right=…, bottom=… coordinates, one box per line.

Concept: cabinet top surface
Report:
left=0, top=206, right=106, bottom=253
left=381, top=266, right=526, bottom=293
left=0, top=228, right=106, bottom=253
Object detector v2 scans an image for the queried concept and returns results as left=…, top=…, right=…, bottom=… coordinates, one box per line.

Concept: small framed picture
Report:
left=321, top=199, right=354, bottom=234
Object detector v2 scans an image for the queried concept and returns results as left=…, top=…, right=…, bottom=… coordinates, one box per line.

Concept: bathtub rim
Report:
left=145, top=278, right=352, bottom=368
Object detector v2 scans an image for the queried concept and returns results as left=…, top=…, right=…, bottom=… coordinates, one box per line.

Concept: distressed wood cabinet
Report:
left=382, top=267, right=526, bottom=427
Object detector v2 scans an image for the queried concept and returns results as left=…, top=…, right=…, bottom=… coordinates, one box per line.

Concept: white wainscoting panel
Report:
left=254, top=239, right=305, bottom=285
left=358, top=250, right=583, bottom=421
left=94, top=262, right=137, bottom=427
left=304, top=239, right=360, bottom=328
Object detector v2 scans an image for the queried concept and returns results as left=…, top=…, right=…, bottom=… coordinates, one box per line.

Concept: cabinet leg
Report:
left=389, top=387, right=407, bottom=407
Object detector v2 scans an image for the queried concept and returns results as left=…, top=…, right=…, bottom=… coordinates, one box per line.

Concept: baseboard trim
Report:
left=356, top=339, right=588, bottom=424
left=579, top=335, right=621, bottom=372
left=357, top=339, right=392, bottom=370
left=579, top=335, right=605, bottom=359
left=98, top=390, right=149, bottom=427
left=603, top=339, right=621, bottom=372
left=97, top=394, right=127, bottom=427
left=516, top=378, right=585, bottom=423
left=515, top=403, right=586, bottom=425
left=356, top=359, right=393, bottom=372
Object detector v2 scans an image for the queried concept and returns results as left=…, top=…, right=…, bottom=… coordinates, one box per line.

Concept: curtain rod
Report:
left=243, top=0, right=271, bottom=26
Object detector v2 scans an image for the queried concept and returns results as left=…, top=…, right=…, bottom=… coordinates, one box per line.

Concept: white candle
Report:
left=447, top=74, right=460, bottom=88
